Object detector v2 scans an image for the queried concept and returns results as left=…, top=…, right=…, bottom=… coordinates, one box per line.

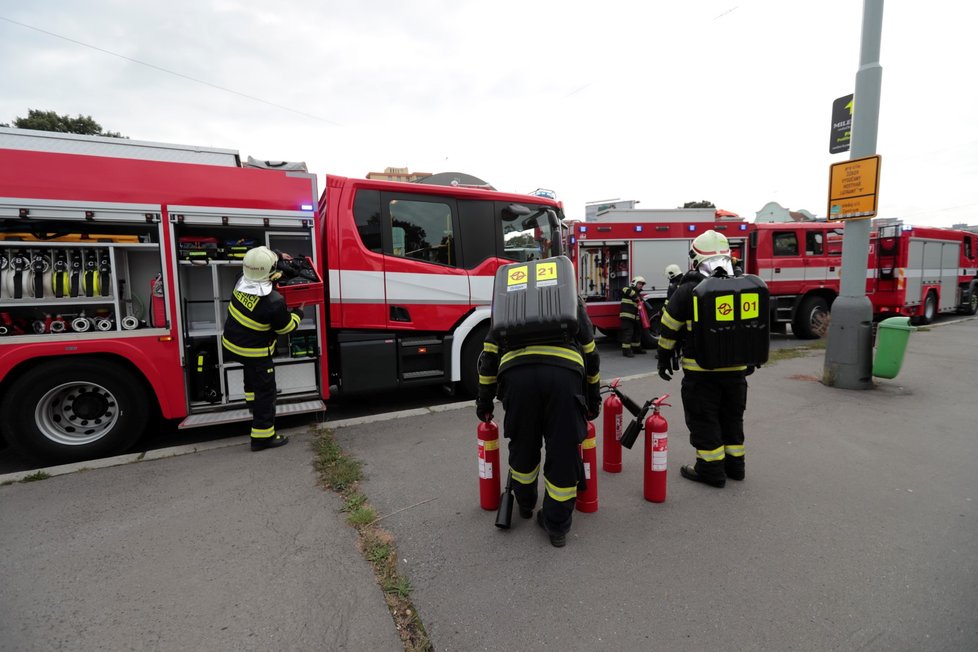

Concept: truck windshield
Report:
left=502, top=207, right=559, bottom=262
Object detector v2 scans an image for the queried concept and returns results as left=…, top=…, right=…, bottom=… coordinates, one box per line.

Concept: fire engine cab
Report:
left=0, top=127, right=564, bottom=463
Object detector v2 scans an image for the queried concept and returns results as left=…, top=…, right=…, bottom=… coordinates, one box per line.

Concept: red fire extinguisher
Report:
left=602, top=383, right=623, bottom=473
left=577, top=421, right=599, bottom=512
left=644, top=394, right=670, bottom=503
left=478, top=420, right=501, bottom=510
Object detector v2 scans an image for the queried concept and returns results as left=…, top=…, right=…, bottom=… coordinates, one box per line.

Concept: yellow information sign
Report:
left=715, top=295, right=735, bottom=322
left=506, top=265, right=529, bottom=290
left=535, top=261, right=558, bottom=286
left=827, top=155, right=881, bottom=221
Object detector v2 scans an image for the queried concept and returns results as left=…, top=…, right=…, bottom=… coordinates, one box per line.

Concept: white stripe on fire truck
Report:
left=328, top=269, right=495, bottom=305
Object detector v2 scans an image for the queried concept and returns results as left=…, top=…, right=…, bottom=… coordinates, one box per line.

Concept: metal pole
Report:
left=823, top=0, right=884, bottom=389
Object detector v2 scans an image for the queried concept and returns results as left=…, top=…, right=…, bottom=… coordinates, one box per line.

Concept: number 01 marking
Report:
left=741, top=293, right=759, bottom=319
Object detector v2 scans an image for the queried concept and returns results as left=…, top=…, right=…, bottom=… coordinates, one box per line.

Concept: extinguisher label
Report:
left=480, top=460, right=494, bottom=479
left=584, top=461, right=591, bottom=480
left=652, top=432, right=668, bottom=472
left=615, top=413, right=622, bottom=435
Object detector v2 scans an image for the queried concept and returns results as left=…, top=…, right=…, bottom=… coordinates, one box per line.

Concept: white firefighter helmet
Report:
left=689, top=230, right=733, bottom=276
left=242, top=246, right=279, bottom=282
left=632, top=275, right=646, bottom=286
left=665, top=264, right=682, bottom=280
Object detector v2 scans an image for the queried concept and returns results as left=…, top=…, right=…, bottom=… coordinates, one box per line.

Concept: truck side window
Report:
left=773, top=232, right=799, bottom=256
left=500, top=205, right=557, bottom=262
left=965, top=236, right=974, bottom=259
left=353, top=189, right=383, bottom=253
left=389, top=199, right=456, bottom=266
left=806, top=231, right=824, bottom=255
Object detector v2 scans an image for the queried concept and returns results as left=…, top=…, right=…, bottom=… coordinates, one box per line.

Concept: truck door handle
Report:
left=774, top=267, right=781, bottom=273
left=390, top=306, right=411, bottom=322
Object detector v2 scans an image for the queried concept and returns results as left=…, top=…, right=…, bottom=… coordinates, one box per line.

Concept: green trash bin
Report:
left=872, top=316, right=916, bottom=379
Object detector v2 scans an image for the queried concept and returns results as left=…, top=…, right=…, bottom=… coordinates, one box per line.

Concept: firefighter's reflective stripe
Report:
left=251, top=425, right=275, bottom=439
left=725, top=444, right=745, bottom=458
left=483, top=342, right=499, bottom=354
left=274, top=312, right=301, bottom=335
left=511, top=464, right=540, bottom=485
left=682, top=358, right=747, bottom=372
left=479, top=374, right=497, bottom=385
left=659, top=335, right=677, bottom=351
left=501, top=345, right=584, bottom=368
left=581, top=340, right=595, bottom=354
left=619, top=312, right=638, bottom=320
left=587, top=373, right=600, bottom=384
left=696, top=446, right=726, bottom=462
left=229, top=304, right=271, bottom=331
left=545, top=477, right=578, bottom=502
left=244, top=391, right=255, bottom=402
left=661, top=310, right=683, bottom=332
left=221, top=335, right=275, bottom=358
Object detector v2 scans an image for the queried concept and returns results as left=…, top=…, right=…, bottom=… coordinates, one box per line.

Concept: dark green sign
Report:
left=829, top=94, right=853, bottom=154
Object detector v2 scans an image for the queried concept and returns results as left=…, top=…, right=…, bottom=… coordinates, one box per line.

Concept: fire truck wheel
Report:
left=914, top=291, right=938, bottom=325
left=959, top=286, right=978, bottom=315
left=460, top=323, right=489, bottom=398
left=793, top=296, right=829, bottom=340
left=0, top=358, right=148, bottom=464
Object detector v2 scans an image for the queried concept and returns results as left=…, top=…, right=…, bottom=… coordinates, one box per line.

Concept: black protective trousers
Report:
left=240, top=356, right=277, bottom=439
left=680, top=373, right=748, bottom=482
left=499, top=364, right=587, bottom=535
left=619, top=317, right=642, bottom=351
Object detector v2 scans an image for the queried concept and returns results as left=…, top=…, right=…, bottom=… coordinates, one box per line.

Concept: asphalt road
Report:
left=1, top=317, right=975, bottom=650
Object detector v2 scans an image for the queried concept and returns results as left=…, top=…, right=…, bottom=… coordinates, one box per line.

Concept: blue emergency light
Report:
left=301, top=204, right=314, bottom=211
left=635, top=225, right=643, bottom=232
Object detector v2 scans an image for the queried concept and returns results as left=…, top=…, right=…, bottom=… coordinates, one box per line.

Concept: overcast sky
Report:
left=1, top=1, right=975, bottom=227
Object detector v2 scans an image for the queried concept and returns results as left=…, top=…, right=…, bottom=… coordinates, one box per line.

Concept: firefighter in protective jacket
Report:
left=476, top=297, right=601, bottom=547
left=656, top=230, right=749, bottom=488
left=221, top=246, right=303, bottom=451
left=619, top=276, right=647, bottom=357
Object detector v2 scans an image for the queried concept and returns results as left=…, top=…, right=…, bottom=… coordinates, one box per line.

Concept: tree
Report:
left=1, top=109, right=125, bottom=138
left=682, top=200, right=716, bottom=209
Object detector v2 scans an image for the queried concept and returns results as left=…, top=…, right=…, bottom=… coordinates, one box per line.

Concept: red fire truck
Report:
left=568, top=212, right=978, bottom=341
left=0, top=128, right=564, bottom=463
left=869, top=221, right=978, bottom=322
left=566, top=208, right=751, bottom=342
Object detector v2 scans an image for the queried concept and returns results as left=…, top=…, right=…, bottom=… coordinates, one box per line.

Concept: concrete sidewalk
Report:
left=334, top=318, right=978, bottom=651
left=0, top=429, right=402, bottom=652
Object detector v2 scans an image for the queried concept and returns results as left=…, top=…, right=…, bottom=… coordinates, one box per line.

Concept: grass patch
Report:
left=20, top=471, right=51, bottom=483
left=768, top=338, right=827, bottom=364
left=313, top=427, right=431, bottom=652
left=346, top=505, right=378, bottom=527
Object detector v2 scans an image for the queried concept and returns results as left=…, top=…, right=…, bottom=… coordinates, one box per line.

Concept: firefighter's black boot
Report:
left=536, top=511, right=566, bottom=548
left=725, top=457, right=745, bottom=481
left=623, top=349, right=634, bottom=358
left=680, top=463, right=726, bottom=488
left=251, top=434, right=289, bottom=451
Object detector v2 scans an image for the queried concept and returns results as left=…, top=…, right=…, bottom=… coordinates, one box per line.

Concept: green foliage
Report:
left=4, top=109, right=125, bottom=138
left=683, top=200, right=716, bottom=208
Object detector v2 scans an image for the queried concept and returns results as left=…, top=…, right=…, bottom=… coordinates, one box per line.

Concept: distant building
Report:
left=366, top=166, right=432, bottom=183
left=755, top=201, right=819, bottom=223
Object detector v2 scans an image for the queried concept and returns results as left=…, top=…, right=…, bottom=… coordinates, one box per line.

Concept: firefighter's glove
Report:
left=291, top=307, right=305, bottom=320
left=476, top=400, right=494, bottom=423
left=586, top=386, right=601, bottom=421
left=657, top=357, right=673, bottom=382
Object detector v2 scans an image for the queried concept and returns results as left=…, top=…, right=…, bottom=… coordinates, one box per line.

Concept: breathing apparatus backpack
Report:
left=490, top=255, right=579, bottom=348
left=691, top=273, right=770, bottom=369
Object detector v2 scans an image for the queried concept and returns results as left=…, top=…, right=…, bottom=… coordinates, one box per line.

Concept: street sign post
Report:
left=830, top=94, right=854, bottom=154
left=827, top=154, right=881, bottom=221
